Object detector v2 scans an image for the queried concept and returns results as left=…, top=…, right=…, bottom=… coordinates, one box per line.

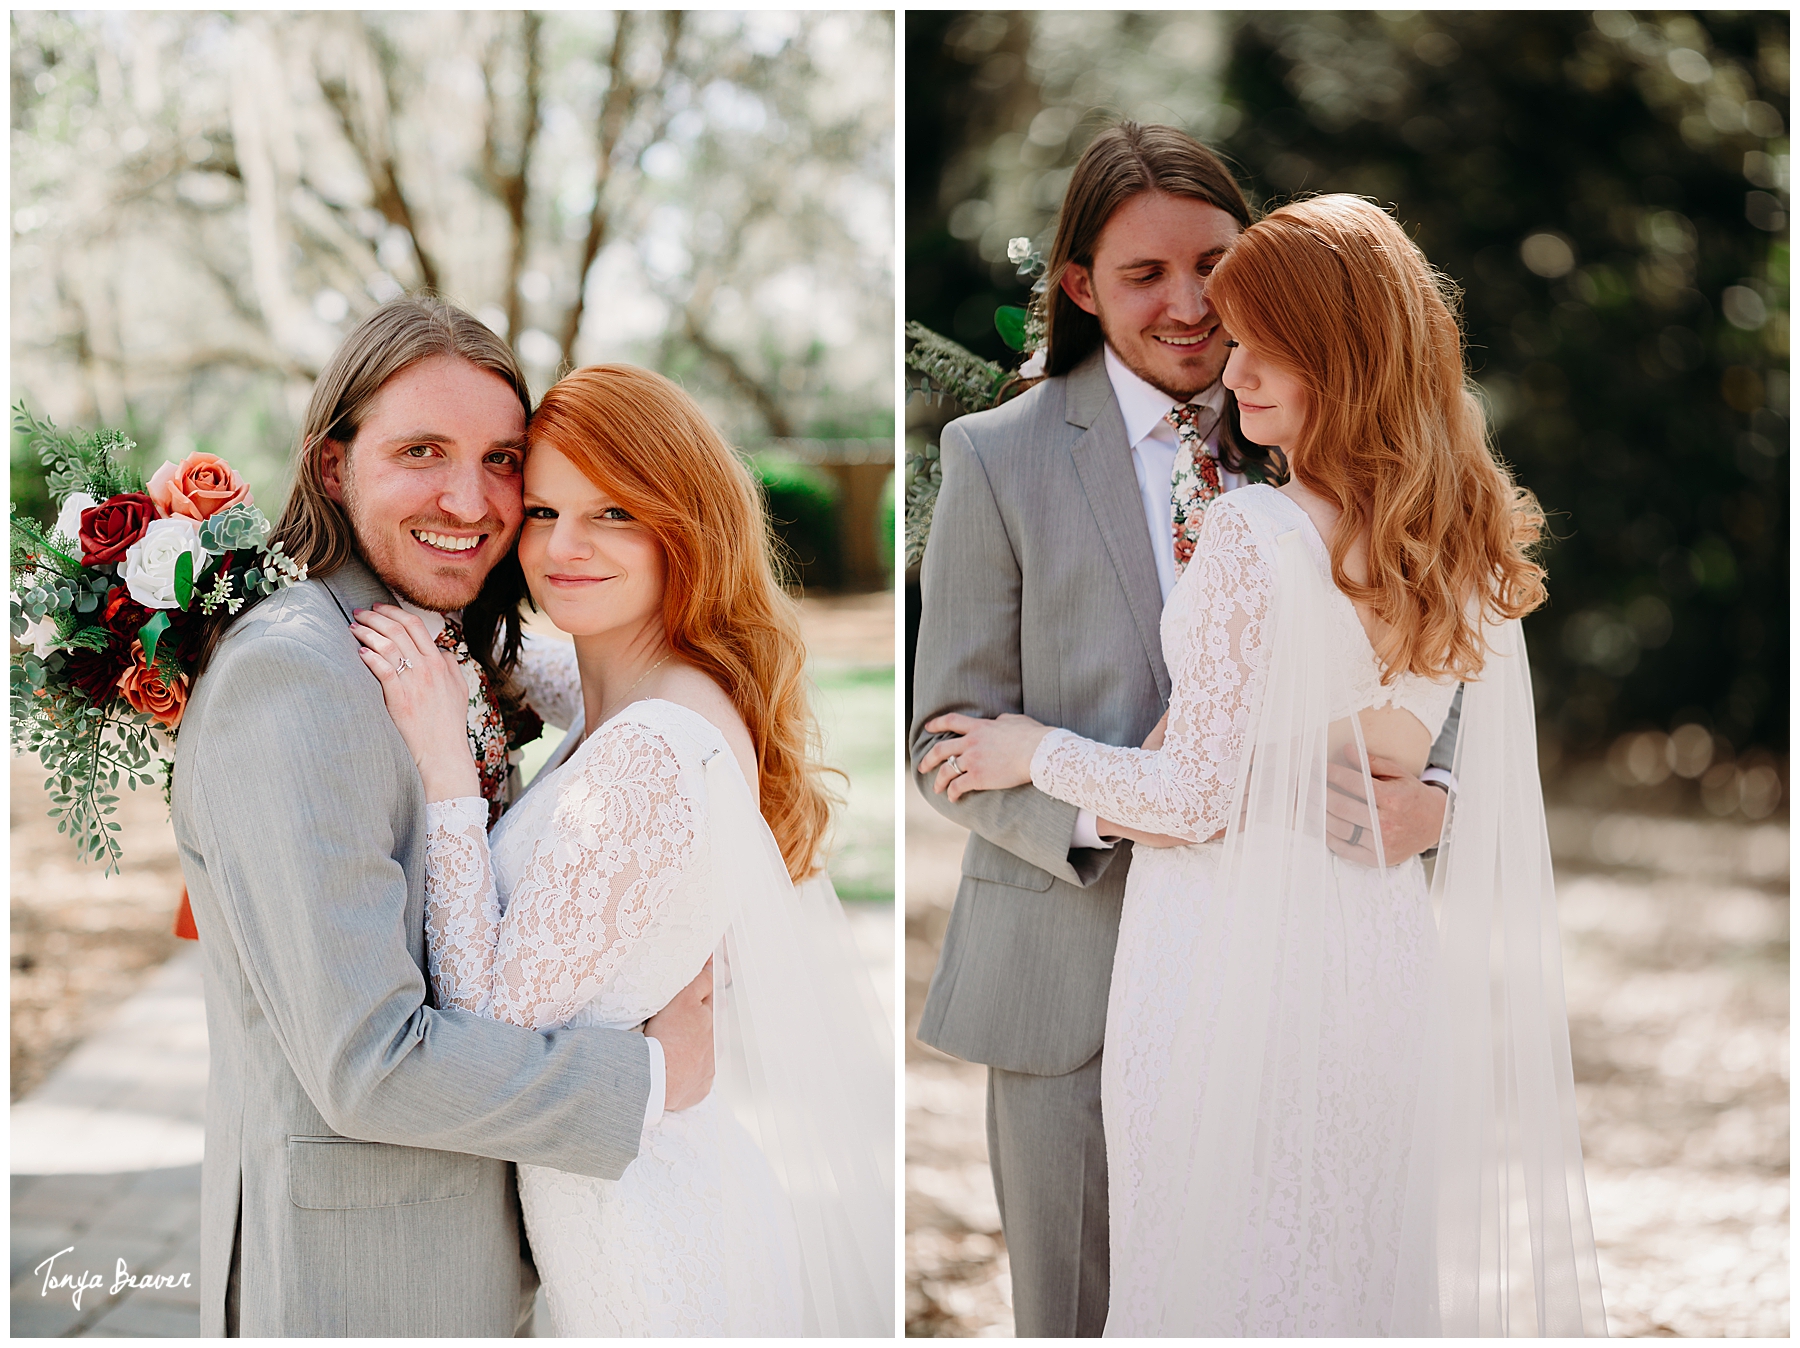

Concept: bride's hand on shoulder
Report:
left=351, top=604, right=481, bottom=802
left=919, top=711, right=1051, bottom=802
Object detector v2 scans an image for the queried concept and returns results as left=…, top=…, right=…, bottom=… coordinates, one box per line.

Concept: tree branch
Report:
left=316, top=19, right=441, bottom=294
left=481, top=11, right=542, bottom=347
left=558, top=10, right=685, bottom=360
left=680, top=307, right=794, bottom=437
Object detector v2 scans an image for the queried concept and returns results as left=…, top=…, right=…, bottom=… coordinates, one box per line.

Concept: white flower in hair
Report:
left=1018, top=349, right=1047, bottom=379
left=1007, top=236, right=1033, bottom=264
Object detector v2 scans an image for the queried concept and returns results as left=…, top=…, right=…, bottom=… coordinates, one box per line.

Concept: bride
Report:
left=349, top=365, right=891, bottom=1335
left=921, top=196, right=1607, bottom=1335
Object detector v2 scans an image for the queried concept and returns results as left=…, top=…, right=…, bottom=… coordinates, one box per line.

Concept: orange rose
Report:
left=117, top=643, right=189, bottom=730
left=147, top=452, right=251, bottom=522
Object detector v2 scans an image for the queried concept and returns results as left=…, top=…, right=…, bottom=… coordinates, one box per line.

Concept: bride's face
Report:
left=517, top=445, right=665, bottom=642
left=1221, top=338, right=1308, bottom=451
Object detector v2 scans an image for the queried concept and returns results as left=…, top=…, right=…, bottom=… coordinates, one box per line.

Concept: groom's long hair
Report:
left=1042, top=123, right=1284, bottom=483
left=527, top=365, right=838, bottom=883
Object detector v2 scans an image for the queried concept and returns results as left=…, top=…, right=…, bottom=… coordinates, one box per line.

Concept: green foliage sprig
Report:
left=14, top=402, right=142, bottom=505
left=903, top=323, right=1016, bottom=570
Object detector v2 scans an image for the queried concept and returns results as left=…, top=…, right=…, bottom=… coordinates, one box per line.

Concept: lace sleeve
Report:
left=422, top=723, right=699, bottom=1031
left=514, top=632, right=583, bottom=730
left=1030, top=501, right=1273, bottom=838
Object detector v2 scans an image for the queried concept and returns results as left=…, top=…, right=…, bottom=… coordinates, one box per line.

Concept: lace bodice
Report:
left=423, top=698, right=733, bottom=1033
left=1031, top=485, right=1456, bottom=839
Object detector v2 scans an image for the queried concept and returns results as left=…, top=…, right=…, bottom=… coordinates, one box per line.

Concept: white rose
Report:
left=1018, top=348, right=1047, bottom=379
left=122, top=516, right=206, bottom=610
left=1007, top=236, right=1032, bottom=265
left=53, top=493, right=98, bottom=547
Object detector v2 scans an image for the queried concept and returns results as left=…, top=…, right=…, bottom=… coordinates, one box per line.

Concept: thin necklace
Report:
left=590, top=653, right=673, bottom=736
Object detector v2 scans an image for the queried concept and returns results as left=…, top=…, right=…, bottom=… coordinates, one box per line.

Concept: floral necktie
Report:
left=436, top=618, right=511, bottom=828
left=1167, top=402, right=1224, bottom=575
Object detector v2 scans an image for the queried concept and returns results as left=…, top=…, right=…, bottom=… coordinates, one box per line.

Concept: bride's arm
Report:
left=1029, top=503, right=1272, bottom=839
left=424, top=723, right=699, bottom=1031
left=919, top=503, right=1270, bottom=838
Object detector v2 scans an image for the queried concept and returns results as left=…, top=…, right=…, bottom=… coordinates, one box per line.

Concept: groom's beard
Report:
left=1093, top=299, right=1230, bottom=402
left=340, top=492, right=513, bottom=614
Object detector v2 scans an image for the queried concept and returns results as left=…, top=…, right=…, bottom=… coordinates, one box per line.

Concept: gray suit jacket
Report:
left=911, top=350, right=1168, bottom=1077
left=172, top=559, right=652, bottom=1337
left=910, top=350, right=1461, bottom=1078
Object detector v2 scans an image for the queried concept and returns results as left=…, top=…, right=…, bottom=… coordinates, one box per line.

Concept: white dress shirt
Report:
left=394, top=598, right=668, bottom=1130
left=1071, top=348, right=1241, bottom=852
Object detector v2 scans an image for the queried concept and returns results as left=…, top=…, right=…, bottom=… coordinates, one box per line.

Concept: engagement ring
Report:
left=395, top=657, right=413, bottom=674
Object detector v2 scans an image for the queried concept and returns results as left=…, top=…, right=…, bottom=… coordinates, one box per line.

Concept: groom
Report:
left=909, top=123, right=1457, bottom=1336
left=172, top=296, right=713, bottom=1336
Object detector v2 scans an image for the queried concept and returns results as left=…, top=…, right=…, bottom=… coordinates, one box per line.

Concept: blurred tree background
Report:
left=907, top=10, right=1788, bottom=817
left=13, top=10, right=895, bottom=592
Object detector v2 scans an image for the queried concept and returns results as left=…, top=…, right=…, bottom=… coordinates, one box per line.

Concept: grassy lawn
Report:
left=515, top=662, right=895, bottom=905
left=812, top=662, right=896, bottom=905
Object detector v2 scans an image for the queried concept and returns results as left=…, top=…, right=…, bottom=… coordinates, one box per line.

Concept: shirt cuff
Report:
left=1420, top=767, right=1459, bottom=795
left=641, top=1034, right=666, bottom=1132
left=1071, top=808, right=1116, bottom=851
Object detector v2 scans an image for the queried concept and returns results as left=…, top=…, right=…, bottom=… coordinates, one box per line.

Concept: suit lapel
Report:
left=1062, top=352, right=1172, bottom=699
left=320, top=558, right=394, bottom=624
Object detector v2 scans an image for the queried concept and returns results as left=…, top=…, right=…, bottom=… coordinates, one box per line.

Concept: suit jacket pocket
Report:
left=287, top=1136, right=482, bottom=1210
left=962, top=833, right=1055, bottom=892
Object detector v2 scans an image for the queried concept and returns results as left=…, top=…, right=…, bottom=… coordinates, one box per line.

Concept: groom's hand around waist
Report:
left=645, top=959, right=714, bottom=1111
left=1324, top=746, right=1448, bottom=866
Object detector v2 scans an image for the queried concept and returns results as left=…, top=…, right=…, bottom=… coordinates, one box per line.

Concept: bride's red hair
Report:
left=528, top=365, right=836, bottom=881
left=1208, top=195, right=1546, bottom=681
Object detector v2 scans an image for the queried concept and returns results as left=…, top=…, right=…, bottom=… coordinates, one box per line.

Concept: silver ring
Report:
left=395, top=657, right=413, bottom=675
left=949, top=755, right=964, bottom=777
left=1348, top=824, right=1364, bottom=847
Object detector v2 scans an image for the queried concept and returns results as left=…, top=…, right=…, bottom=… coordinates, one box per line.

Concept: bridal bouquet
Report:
left=10, top=404, right=306, bottom=871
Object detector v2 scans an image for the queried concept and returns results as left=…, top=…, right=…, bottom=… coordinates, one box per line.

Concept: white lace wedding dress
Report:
left=1031, top=486, right=1459, bottom=1335
left=421, top=646, right=805, bottom=1336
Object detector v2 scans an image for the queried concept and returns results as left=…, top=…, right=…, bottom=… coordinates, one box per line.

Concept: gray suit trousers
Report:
left=988, top=1051, right=1110, bottom=1337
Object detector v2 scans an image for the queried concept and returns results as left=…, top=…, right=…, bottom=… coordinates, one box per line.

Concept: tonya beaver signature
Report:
left=34, top=1246, right=194, bottom=1310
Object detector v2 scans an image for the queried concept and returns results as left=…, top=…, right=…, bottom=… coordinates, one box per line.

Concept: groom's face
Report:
left=321, top=354, right=527, bottom=611
left=1061, top=190, right=1241, bottom=401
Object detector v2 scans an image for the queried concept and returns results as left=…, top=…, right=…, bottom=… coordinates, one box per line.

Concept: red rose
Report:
left=78, top=493, right=159, bottom=568
left=100, top=586, right=153, bottom=642
left=62, top=642, right=132, bottom=706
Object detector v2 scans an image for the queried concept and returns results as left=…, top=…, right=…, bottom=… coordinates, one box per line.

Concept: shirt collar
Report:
left=1103, top=343, right=1229, bottom=450
left=393, top=596, right=449, bottom=641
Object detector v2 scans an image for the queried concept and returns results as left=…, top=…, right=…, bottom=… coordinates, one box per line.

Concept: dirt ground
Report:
left=905, top=782, right=1789, bottom=1337
left=10, top=592, right=896, bottom=1104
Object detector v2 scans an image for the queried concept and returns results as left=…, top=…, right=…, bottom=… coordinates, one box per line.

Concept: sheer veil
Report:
left=1133, top=525, right=1605, bottom=1335
left=702, top=746, right=895, bottom=1336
